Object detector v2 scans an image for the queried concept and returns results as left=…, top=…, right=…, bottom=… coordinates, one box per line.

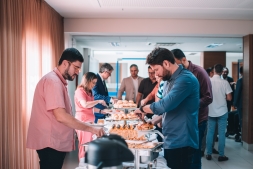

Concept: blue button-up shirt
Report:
left=150, top=65, right=199, bottom=149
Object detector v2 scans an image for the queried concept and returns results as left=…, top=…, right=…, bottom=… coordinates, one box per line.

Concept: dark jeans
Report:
left=191, top=120, right=207, bottom=169
left=36, top=147, right=66, bottom=169
left=227, top=110, right=240, bottom=135
left=164, top=147, right=196, bottom=169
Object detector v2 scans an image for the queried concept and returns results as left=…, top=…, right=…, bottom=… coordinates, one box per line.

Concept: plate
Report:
left=125, top=140, right=147, bottom=144
left=89, top=123, right=106, bottom=127
left=105, top=117, right=139, bottom=121
left=137, top=126, right=156, bottom=131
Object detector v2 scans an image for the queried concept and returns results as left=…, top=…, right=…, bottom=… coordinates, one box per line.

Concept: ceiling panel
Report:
left=75, top=35, right=242, bottom=52
left=45, top=0, right=253, bottom=19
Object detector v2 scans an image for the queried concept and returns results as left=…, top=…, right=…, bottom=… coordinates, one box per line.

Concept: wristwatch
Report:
left=139, top=105, right=145, bottom=113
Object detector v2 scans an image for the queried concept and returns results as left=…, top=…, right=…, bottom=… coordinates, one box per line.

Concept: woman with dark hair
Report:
left=74, top=72, right=107, bottom=161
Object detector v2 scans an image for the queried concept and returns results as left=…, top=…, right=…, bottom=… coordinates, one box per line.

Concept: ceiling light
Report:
left=111, top=42, right=120, bottom=47
left=156, top=43, right=178, bottom=46
left=189, top=53, right=197, bottom=55
left=206, top=43, right=223, bottom=48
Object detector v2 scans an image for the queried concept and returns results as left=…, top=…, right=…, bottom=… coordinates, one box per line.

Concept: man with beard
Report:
left=134, top=48, right=199, bottom=169
left=172, top=49, right=213, bottom=169
left=27, top=48, right=105, bottom=169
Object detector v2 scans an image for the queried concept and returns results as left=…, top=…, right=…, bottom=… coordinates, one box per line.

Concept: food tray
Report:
left=129, top=142, right=163, bottom=151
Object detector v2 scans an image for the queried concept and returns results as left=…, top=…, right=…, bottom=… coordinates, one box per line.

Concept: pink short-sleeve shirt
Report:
left=26, top=68, right=74, bottom=152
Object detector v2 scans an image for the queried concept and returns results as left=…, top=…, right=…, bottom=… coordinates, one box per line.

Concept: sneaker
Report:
left=218, top=156, right=229, bottom=161
left=235, top=134, right=241, bottom=140
left=206, top=155, right=212, bottom=160
left=235, top=137, right=242, bottom=142
left=212, top=148, right=219, bottom=154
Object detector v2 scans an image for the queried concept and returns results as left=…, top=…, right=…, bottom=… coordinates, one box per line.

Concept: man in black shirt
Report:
left=136, top=66, right=157, bottom=108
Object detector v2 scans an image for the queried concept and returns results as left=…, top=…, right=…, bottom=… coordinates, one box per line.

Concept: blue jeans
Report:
left=206, top=113, right=228, bottom=156
left=190, top=120, right=207, bottom=169
left=164, top=147, right=196, bottom=169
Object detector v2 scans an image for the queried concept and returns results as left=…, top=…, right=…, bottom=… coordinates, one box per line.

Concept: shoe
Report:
left=225, top=132, right=229, bottom=137
left=235, top=137, right=242, bottom=142
left=215, top=137, right=219, bottom=142
left=206, top=155, right=212, bottom=160
left=235, top=134, right=241, bottom=140
left=212, top=148, right=219, bottom=154
left=201, top=151, right=204, bottom=157
left=218, top=156, right=229, bottom=161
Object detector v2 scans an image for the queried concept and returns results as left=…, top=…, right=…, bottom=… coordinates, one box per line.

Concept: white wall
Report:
left=65, top=18, right=253, bottom=37
left=226, top=53, right=243, bottom=75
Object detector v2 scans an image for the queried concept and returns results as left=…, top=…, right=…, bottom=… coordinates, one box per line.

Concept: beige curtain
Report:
left=0, top=0, right=64, bottom=169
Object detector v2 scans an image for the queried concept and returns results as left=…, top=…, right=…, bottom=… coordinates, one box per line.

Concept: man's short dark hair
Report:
left=58, top=48, right=84, bottom=65
left=239, top=66, right=243, bottom=74
left=171, top=49, right=186, bottom=60
left=146, top=48, right=175, bottom=65
left=206, top=67, right=213, bottom=75
left=214, top=64, right=223, bottom=74
left=99, top=63, right=114, bottom=73
left=130, top=64, right=138, bottom=69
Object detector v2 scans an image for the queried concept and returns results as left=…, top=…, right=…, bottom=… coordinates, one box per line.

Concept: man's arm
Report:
left=225, top=80, right=233, bottom=102
left=53, top=108, right=104, bottom=136
left=150, top=76, right=199, bottom=115
left=233, top=78, right=242, bottom=106
left=136, top=92, right=143, bottom=106
left=92, top=82, right=111, bottom=109
left=226, top=93, right=232, bottom=101
left=117, top=79, right=125, bottom=100
left=136, top=80, right=145, bottom=106
left=198, top=70, right=213, bottom=108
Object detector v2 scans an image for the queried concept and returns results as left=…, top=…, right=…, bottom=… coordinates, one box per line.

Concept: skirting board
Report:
left=243, top=141, right=253, bottom=151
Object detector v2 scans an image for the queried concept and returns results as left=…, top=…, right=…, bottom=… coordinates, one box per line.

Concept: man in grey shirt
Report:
left=135, top=48, right=199, bottom=169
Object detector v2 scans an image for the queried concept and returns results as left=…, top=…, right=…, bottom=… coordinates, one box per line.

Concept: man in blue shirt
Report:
left=135, top=48, right=199, bottom=169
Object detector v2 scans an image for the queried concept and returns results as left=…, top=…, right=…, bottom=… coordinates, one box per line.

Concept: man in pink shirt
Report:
left=26, top=48, right=105, bottom=169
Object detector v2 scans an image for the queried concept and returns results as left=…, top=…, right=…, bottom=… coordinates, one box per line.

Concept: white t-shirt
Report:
left=132, top=77, right=139, bottom=99
left=208, top=75, right=232, bottom=117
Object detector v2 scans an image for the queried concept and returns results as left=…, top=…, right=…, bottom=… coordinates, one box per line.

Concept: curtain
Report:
left=0, top=0, right=64, bottom=169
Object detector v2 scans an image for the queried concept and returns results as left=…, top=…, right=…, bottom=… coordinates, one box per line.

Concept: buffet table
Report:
left=76, top=105, right=168, bottom=169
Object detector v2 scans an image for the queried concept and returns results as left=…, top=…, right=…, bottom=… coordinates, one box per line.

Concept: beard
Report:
left=63, top=66, right=76, bottom=81
left=162, top=67, right=171, bottom=81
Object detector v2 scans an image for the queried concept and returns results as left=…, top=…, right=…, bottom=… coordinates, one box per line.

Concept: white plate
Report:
left=89, top=123, right=106, bottom=127
left=105, top=117, right=139, bottom=121
left=137, top=126, right=156, bottom=131
left=125, top=140, right=147, bottom=144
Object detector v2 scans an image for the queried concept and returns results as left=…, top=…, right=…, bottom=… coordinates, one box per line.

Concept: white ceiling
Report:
left=45, top=0, right=248, bottom=52
left=46, top=0, right=253, bottom=20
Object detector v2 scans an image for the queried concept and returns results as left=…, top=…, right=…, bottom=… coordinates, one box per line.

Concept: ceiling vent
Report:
left=156, top=43, right=177, bottom=46
left=111, top=42, right=120, bottom=47
left=189, top=53, right=197, bottom=55
left=206, top=43, right=223, bottom=48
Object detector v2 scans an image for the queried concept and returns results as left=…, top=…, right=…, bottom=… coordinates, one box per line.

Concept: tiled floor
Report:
left=202, top=136, right=253, bottom=169
left=63, top=137, right=253, bottom=169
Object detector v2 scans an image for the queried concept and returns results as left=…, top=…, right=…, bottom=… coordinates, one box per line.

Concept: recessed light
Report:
left=206, top=43, right=223, bottom=48
left=156, top=43, right=179, bottom=46
left=111, top=42, right=120, bottom=47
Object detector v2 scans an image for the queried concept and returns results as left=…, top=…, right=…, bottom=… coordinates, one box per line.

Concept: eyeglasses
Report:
left=68, top=61, right=81, bottom=72
left=148, top=72, right=155, bottom=75
left=105, top=71, right=111, bottom=76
